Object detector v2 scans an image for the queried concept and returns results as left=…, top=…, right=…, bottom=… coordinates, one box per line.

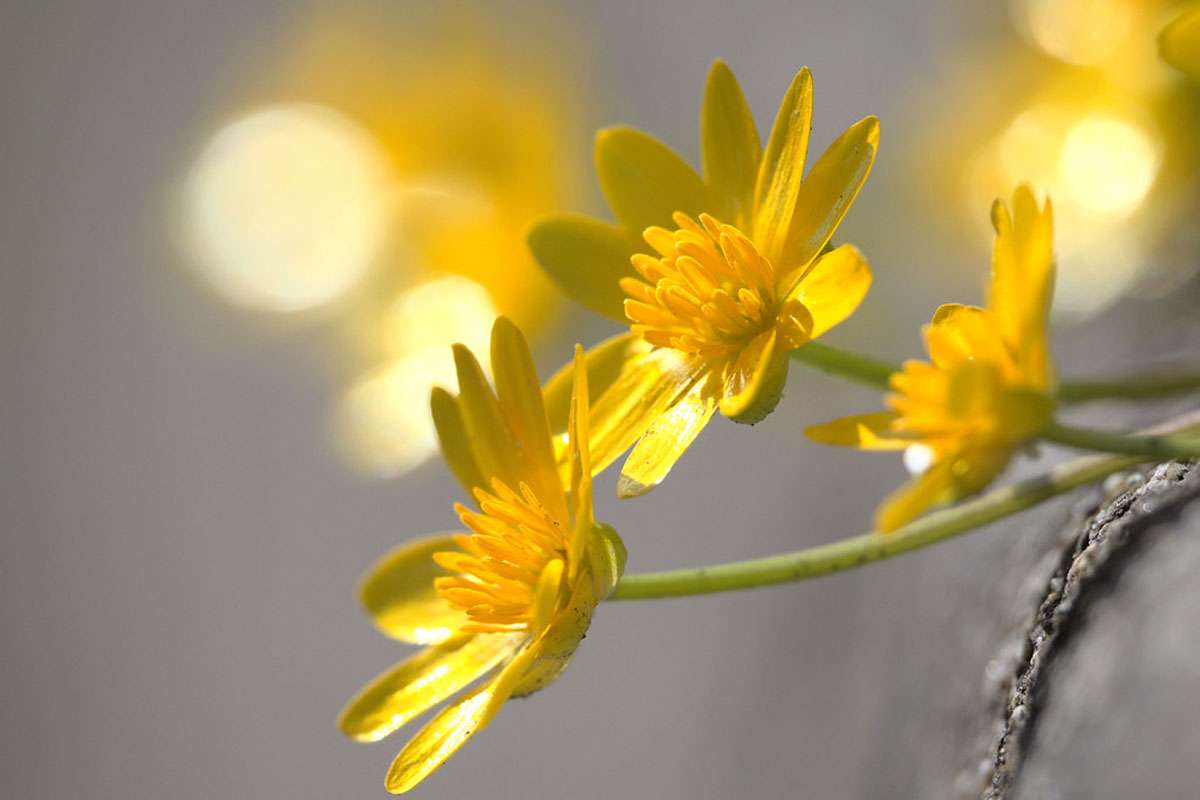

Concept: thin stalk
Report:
left=608, top=412, right=1200, bottom=601
left=1057, top=371, right=1200, bottom=404
left=1041, top=420, right=1200, bottom=460
left=789, top=341, right=897, bottom=390
left=788, top=343, right=1199, bottom=405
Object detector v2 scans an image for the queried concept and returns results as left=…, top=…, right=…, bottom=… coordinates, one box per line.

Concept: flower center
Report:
left=434, top=479, right=567, bottom=634
left=620, top=212, right=811, bottom=358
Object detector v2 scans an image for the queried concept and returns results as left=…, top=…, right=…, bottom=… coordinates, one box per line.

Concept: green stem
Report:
left=788, top=343, right=1200, bottom=405
left=789, top=341, right=897, bottom=390
left=1041, top=420, right=1200, bottom=460
left=1057, top=371, right=1200, bottom=404
left=609, top=412, right=1200, bottom=601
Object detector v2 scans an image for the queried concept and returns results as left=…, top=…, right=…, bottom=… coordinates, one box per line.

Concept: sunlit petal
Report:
left=787, top=243, right=872, bottom=339
left=989, top=186, right=1055, bottom=386
left=594, top=126, right=710, bottom=234
left=430, top=388, right=487, bottom=496
left=751, top=68, right=813, bottom=263
left=490, top=318, right=565, bottom=520
left=338, top=633, right=521, bottom=743
left=805, top=411, right=907, bottom=451
left=384, top=642, right=537, bottom=794
left=719, top=328, right=789, bottom=424
left=776, top=116, right=880, bottom=293
left=451, top=344, right=523, bottom=490
left=527, top=214, right=642, bottom=323
left=701, top=59, right=762, bottom=225
left=617, top=379, right=718, bottom=498
left=360, top=534, right=470, bottom=645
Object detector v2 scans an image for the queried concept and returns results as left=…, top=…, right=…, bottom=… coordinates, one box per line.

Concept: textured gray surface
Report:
left=3, top=2, right=1199, bottom=799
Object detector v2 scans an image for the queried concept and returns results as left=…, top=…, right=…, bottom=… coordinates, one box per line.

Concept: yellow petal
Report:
left=384, top=643, right=537, bottom=794
left=751, top=68, right=813, bottom=263
left=701, top=60, right=762, bottom=225
left=619, top=378, right=718, bottom=498
left=989, top=185, right=1054, bottom=387
left=511, top=573, right=597, bottom=698
left=567, top=344, right=594, bottom=579
left=452, top=343, right=522, bottom=490
left=594, top=125, right=710, bottom=234
left=543, top=332, right=650, bottom=440
left=924, top=303, right=1003, bottom=370
left=338, top=633, right=521, bottom=743
left=719, top=328, right=789, bottom=424
left=359, top=534, right=469, bottom=645
left=430, top=388, right=487, bottom=496
left=874, top=456, right=957, bottom=532
left=1160, top=7, right=1200, bottom=78
left=805, top=411, right=906, bottom=450
left=546, top=334, right=700, bottom=481
left=490, top=317, right=565, bottom=521
left=776, top=116, right=880, bottom=294
left=787, top=243, right=872, bottom=339
left=527, top=213, right=641, bottom=323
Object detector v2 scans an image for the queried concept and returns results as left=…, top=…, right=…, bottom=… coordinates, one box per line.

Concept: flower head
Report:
left=806, top=185, right=1056, bottom=531
left=339, top=317, right=625, bottom=793
left=530, top=60, right=879, bottom=496
left=1161, top=6, right=1200, bottom=78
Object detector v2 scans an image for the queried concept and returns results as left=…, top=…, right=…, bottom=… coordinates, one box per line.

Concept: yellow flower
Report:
left=338, top=318, right=626, bottom=794
left=530, top=60, right=879, bottom=497
left=806, top=186, right=1057, bottom=532
left=1161, top=5, right=1200, bottom=78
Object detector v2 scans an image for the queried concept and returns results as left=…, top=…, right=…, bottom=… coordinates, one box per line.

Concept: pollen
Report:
left=434, top=479, right=568, bottom=634
left=621, top=212, right=812, bottom=359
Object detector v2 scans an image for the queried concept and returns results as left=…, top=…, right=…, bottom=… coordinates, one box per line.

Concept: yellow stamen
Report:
left=437, top=478, right=568, bottom=631
left=623, top=212, right=811, bottom=360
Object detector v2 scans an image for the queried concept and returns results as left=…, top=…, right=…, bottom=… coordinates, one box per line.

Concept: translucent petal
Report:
left=359, top=534, right=470, bottom=644
left=988, top=186, right=1054, bottom=387
left=701, top=59, right=761, bottom=225
left=719, top=328, right=789, bottom=424
left=1160, top=7, right=1200, bottom=78
left=527, top=213, right=641, bottom=323
left=619, top=379, right=718, bottom=498
left=490, top=318, right=565, bottom=521
left=594, top=125, right=710, bottom=234
left=805, top=411, right=907, bottom=451
left=776, top=116, right=879, bottom=294
left=787, top=243, right=872, bottom=339
left=545, top=334, right=699, bottom=482
left=338, top=633, right=520, bottom=743
left=543, top=332, right=650, bottom=439
left=384, top=644, right=536, bottom=794
left=751, top=68, right=813, bottom=263
left=430, top=388, right=486, bottom=496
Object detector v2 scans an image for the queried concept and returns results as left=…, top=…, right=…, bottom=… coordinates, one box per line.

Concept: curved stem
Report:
left=1041, top=420, right=1200, bottom=460
left=1057, top=371, right=1200, bottom=404
left=609, top=411, right=1200, bottom=601
left=789, top=341, right=897, bottom=390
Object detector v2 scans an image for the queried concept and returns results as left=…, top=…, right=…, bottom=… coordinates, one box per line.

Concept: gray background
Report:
left=4, top=2, right=1196, bottom=798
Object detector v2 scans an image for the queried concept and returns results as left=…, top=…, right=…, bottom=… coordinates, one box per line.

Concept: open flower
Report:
left=530, top=60, right=879, bottom=497
left=806, top=186, right=1056, bottom=531
left=338, top=317, right=626, bottom=793
left=1161, top=6, right=1200, bottom=78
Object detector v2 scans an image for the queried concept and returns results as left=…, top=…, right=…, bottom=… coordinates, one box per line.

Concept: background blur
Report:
left=5, top=1, right=1199, bottom=798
